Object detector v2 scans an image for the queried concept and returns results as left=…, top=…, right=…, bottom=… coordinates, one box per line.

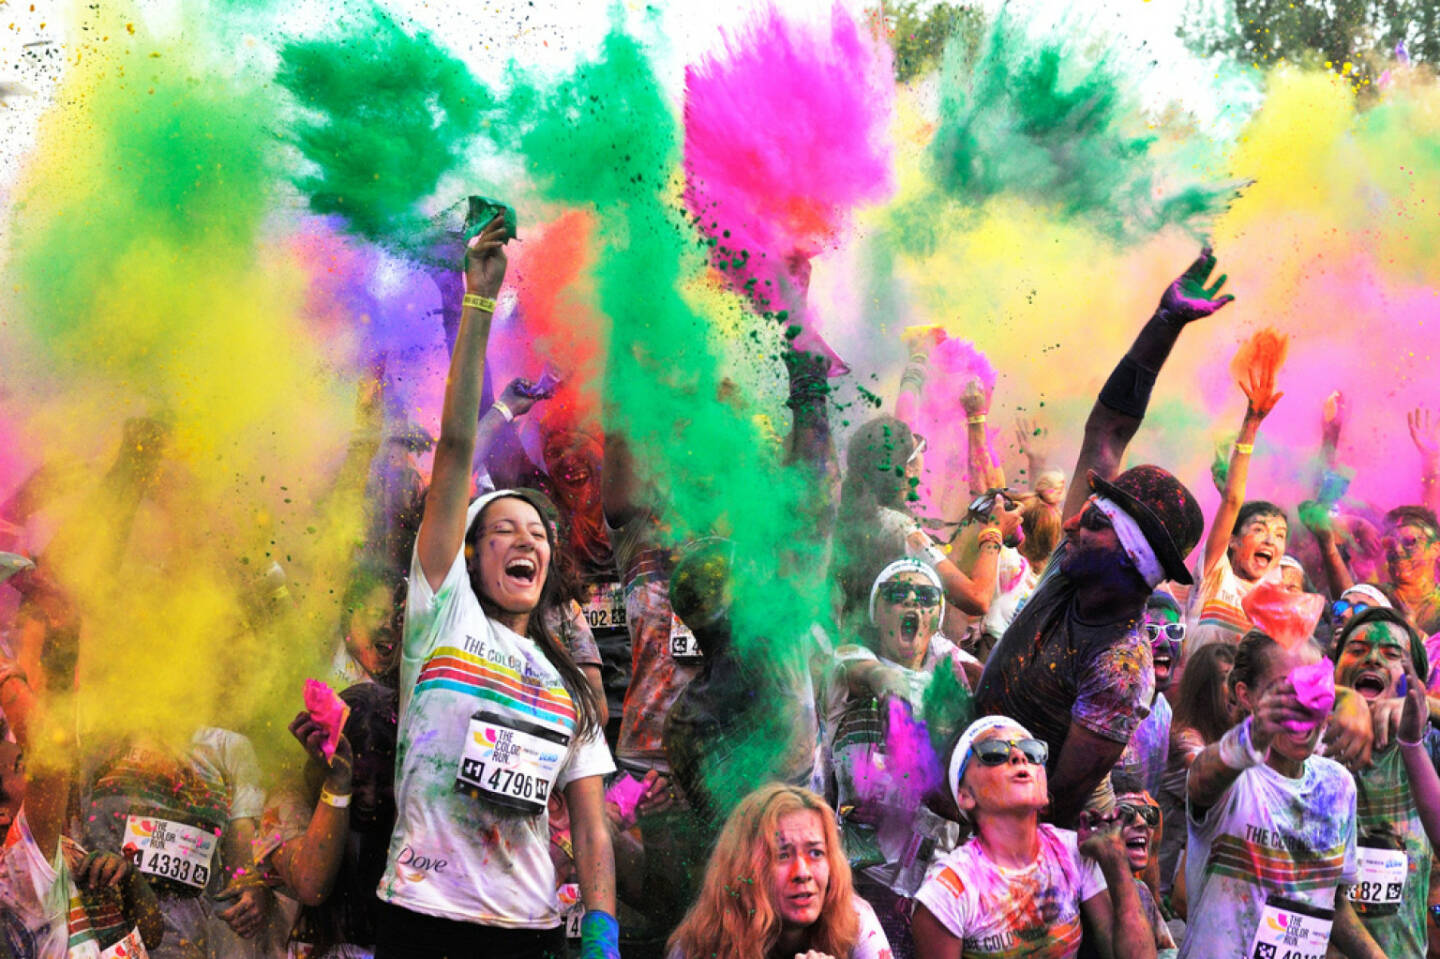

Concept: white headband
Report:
left=1090, top=496, right=1165, bottom=588
left=947, top=715, right=1036, bottom=807
left=868, top=558, right=945, bottom=624
left=1343, top=583, right=1391, bottom=609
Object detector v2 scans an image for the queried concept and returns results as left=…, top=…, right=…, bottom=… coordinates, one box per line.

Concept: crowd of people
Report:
left=3, top=219, right=1440, bottom=959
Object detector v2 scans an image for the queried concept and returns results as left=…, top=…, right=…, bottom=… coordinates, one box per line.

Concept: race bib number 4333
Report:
left=121, top=816, right=217, bottom=889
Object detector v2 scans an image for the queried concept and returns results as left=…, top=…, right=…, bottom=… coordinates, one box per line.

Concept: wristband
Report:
left=579, top=909, right=620, bottom=959
left=1097, top=354, right=1159, bottom=420
left=966, top=414, right=987, bottom=425
left=977, top=526, right=1003, bottom=548
left=462, top=293, right=498, bottom=313
left=1233, top=442, right=1254, bottom=455
left=492, top=400, right=515, bottom=423
left=1216, top=715, right=1266, bottom=770
left=919, top=544, right=948, bottom=569
left=320, top=787, right=352, bottom=808
left=1398, top=731, right=1426, bottom=749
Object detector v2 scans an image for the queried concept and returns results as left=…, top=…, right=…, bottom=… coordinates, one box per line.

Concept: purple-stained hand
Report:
left=1158, top=246, right=1234, bottom=323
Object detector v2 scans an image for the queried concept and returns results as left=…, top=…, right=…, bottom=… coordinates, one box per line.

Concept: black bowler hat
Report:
left=1088, top=465, right=1204, bottom=586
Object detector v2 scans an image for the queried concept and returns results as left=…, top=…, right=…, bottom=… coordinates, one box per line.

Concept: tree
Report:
left=885, top=1, right=987, bottom=83
left=1180, top=0, right=1440, bottom=82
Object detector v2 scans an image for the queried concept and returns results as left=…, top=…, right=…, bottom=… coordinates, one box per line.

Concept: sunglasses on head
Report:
left=1332, top=598, right=1372, bottom=619
left=878, top=581, right=943, bottom=607
left=1116, top=801, right=1160, bottom=827
left=1143, top=622, right=1186, bottom=644
left=970, top=737, right=1049, bottom=768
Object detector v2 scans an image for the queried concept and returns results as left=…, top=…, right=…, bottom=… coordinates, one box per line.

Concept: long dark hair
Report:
left=466, top=489, right=602, bottom=741
left=1172, top=642, right=1237, bottom=745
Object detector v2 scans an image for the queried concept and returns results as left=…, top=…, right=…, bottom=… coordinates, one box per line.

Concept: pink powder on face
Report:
left=1290, top=660, right=1336, bottom=714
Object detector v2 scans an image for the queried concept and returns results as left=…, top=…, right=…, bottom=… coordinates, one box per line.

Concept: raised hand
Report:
left=1408, top=408, right=1440, bottom=458
left=1241, top=366, right=1284, bottom=419
left=1076, top=808, right=1127, bottom=866
left=464, top=214, right=510, bottom=298
left=960, top=378, right=989, bottom=417
left=1014, top=415, right=1048, bottom=459
left=499, top=377, right=542, bottom=419
left=1158, top=246, right=1234, bottom=323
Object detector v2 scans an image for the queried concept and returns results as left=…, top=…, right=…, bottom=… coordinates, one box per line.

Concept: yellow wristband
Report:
left=1234, top=442, right=1254, bottom=455
left=463, top=293, right=497, bottom=313
left=967, top=415, right=987, bottom=425
left=978, top=526, right=1003, bottom=547
left=492, top=400, right=515, bottom=423
left=320, top=787, right=351, bottom=808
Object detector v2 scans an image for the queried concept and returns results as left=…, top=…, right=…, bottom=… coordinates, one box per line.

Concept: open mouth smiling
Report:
left=505, top=556, right=538, bottom=584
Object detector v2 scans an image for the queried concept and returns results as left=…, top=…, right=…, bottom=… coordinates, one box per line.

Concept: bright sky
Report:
left=0, top=0, right=1255, bottom=192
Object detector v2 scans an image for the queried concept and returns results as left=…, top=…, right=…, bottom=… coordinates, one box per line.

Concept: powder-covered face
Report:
left=1229, top=514, right=1288, bottom=583
left=1142, top=604, right=1180, bottom=693
left=771, top=810, right=830, bottom=934
left=1238, top=642, right=1325, bottom=763
left=1279, top=564, right=1305, bottom=593
left=1385, top=522, right=1440, bottom=587
left=1115, top=792, right=1158, bottom=872
left=0, top=742, right=25, bottom=831
left=345, top=583, right=398, bottom=678
left=873, top=571, right=940, bottom=668
left=1335, top=622, right=1409, bottom=702
left=1059, top=503, right=1132, bottom=587
left=472, top=497, right=551, bottom=615
left=542, top=431, right=601, bottom=508
left=957, top=727, right=1048, bottom=818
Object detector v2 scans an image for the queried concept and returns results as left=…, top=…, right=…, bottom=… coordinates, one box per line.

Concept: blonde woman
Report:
left=668, top=784, right=892, bottom=959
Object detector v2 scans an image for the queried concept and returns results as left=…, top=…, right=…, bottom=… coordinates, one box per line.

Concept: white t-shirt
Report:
left=377, top=543, right=615, bottom=927
left=982, top=548, right=1040, bottom=640
left=1179, top=757, right=1358, bottom=959
left=915, top=824, right=1105, bottom=958
left=1185, top=560, right=1253, bottom=652
left=666, top=895, right=891, bottom=959
left=0, top=809, right=71, bottom=959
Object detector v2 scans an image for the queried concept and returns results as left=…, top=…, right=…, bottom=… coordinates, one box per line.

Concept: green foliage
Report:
left=887, top=0, right=985, bottom=83
left=1180, top=0, right=1440, bottom=81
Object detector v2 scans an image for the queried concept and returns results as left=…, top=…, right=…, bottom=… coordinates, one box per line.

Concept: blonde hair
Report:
left=667, top=784, right=859, bottom=959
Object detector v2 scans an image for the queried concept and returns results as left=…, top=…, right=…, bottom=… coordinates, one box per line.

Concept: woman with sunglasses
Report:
left=913, top=716, right=1157, bottom=959
left=1079, top=772, right=1178, bottom=959
left=824, top=560, right=974, bottom=954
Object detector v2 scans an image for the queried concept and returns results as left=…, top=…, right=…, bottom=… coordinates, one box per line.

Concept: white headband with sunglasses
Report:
left=868, top=559, right=946, bottom=624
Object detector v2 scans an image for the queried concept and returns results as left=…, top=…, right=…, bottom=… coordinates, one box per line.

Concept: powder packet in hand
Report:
left=303, top=679, right=350, bottom=764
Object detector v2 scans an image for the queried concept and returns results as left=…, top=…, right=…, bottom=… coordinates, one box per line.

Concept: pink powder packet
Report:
left=605, top=774, right=648, bottom=826
left=1283, top=661, right=1335, bottom=733
left=303, top=679, right=350, bottom=763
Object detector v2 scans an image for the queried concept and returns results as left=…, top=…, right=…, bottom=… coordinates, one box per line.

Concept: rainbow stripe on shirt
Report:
left=414, top=644, right=576, bottom=731
left=1206, top=831, right=1349, bottom=894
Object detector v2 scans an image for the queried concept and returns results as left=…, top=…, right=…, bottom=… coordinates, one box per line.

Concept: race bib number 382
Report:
left=121, top=816, right=217, bottom=889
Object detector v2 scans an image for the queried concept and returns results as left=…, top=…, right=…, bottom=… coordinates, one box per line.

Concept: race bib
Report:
left=669, top=613, right=703, bottom=664
left=559, top=883, right=584, bottom=939
left=99, top=928, right=149, bottom=959
left=1247, top=896, right=1333, bottom=959
left=121, top=815, right=217, bottom=890
left=1348, top=845, right=1406, bottom=911
left=456, top=709, right=571, bottom=815
left=582, top=581, right=626, bottom=632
